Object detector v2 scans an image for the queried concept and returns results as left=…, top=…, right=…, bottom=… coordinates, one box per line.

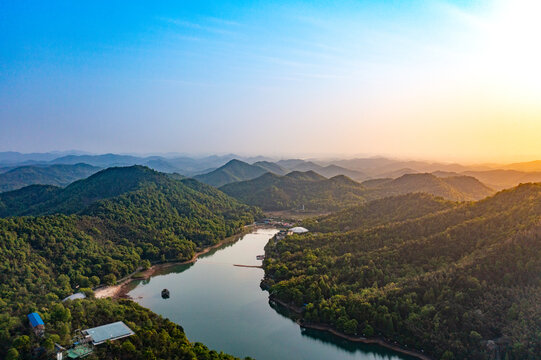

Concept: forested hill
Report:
left=0, top=166, right=259, bottom=358
left=263, top=183, right=541, bottom=359
left=361, top=173, right=494, bottom=201
left=220, top=171, right=367, bottom=211
left=302, top=193, right=456, bottom=232
left=220, top=171, right=494, bottom=211
left=0, top=165, right=260, bottom=259
left=0, top=163, right=100, bottom=192
left=193, top=159, right=268, bottom=187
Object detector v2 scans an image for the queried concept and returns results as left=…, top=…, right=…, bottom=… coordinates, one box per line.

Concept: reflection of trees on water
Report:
left=268, top=298, right=416, bottom=359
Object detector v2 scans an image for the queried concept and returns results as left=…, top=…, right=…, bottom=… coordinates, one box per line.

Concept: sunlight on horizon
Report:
left=0, top=0, right=540, bottom=162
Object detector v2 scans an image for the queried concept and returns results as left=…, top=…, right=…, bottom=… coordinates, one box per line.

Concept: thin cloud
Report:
left=160, top=17, right=237, bottom=36
left=205, top=17, right=244, bottom=27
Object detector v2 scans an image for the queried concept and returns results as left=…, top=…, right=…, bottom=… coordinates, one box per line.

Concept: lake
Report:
left=128, top=228, right=415, bottom=360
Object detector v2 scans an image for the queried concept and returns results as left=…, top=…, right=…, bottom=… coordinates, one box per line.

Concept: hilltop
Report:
left=193, top=159, right=269, bottom=187
left=220, top=171, right=367, bottom=211
left=221, top=171, right=495, bottom=211
left=362, top=173, right=494, bottom=201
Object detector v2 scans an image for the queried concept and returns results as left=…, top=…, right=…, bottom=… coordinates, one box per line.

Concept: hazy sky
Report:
left=1, top=0, right=540, bottom=162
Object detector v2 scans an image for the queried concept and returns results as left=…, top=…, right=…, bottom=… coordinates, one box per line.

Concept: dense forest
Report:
left=221, top=171, right=494, bottom=212
left=0, top=166, right=260, bottom=359
left=263, top=186, right=541, bottom=359
left=361, top=173, right=493, bottom=201
left=221, top=171, right=367, bottom=211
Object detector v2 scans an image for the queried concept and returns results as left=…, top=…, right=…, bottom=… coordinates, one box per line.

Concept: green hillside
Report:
left=0, top=166, right=259, bottom=359
left=221, top=171, right=367, bottom=211
left=193, top=159, right=268, bottom=187
left=221, top=171, right=494, bottom=211
left=252, top=161, right=288, bottom=175
left=263, top=184, right=541, bottom=359
left=0, top=163, right=100, bottom=192
left=303, top=193, right=455, bottom=232
left=362, top=173, right=494, bottom=201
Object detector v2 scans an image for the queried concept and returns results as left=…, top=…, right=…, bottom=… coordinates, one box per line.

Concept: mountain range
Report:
left=220, top=170, right=494, bottom=211
left=4, top=152, right=541, bottom=194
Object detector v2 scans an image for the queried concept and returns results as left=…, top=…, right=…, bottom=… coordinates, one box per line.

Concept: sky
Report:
left=1, top=0, right=541, bottom=162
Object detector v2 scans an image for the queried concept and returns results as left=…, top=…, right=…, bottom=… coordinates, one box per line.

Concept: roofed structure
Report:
left=62, top=292, right=87, bottom=302
left=83, top=321, right=135, bottom=345
left=289, top=226, right=309, bottom=234
left=28, top=312, right=44, bottom=328
left=28, top=312, right=45, bottom=337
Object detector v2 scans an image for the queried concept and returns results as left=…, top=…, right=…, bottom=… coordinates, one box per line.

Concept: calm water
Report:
left=128, top=228, right=414, bottom=360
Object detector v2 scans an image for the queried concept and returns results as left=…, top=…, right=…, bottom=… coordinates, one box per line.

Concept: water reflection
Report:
left=128, top=229, right=413, bottom=360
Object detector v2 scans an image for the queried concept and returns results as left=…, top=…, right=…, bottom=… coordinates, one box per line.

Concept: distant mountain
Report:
left=46, top=153, right=259, bottom=176
left=159, top=154, right=242, bottom=175
left=221, top=171, right=494, bottom=211
left=252, top=161, right=288, bottom=175
left=329, top=157, right=490, bottom=177
left=363, top=173, right=494, bottom=201
left=314, top=164, right=365, bottom=180
left=462, top=169, right=541, bottom=190
left=500, top=160, right=541, bottom=172
left=431, top=170, right=459, bottom=178
left=0, top=151, right=87, bottom=165
left=374, top=167, right=419, bottom=179
left=193, top=159, right=269, bottom=187
left=50, top=153, right=143, bottom=167
left=275, top=159, right=366, bottom=180
left=275, top=159, right=307, bottom=169
left=0, top=163, right=100, bottom=192
left=142, top=158, right=180, bottom=173
left=283, top=170, right=327, bottom=181
left=220, top=171, right=366, bottom=211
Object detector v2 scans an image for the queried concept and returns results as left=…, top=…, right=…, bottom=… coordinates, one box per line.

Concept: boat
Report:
left=161, top=289, right=170, bottom=298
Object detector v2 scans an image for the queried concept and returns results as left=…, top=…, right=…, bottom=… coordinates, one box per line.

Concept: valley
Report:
left=1, top=155, right=541, bottom=360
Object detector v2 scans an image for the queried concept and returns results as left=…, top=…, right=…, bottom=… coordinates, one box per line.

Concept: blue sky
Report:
left=1, top=1, right=540, bottom=161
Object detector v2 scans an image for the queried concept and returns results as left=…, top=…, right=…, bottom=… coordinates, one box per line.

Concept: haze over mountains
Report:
left=3, top=151, right=541, bottom=198
left=0, top=163, right=100, bottom=192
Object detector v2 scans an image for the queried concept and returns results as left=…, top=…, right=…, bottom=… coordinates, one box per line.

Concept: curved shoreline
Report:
left=95, top=225, right=257, bottom=299
left=100, top=227, right=432, bottom=360
left=268, top=297, right=433, bottom=360
left=299, top=322, right=432, bottom=360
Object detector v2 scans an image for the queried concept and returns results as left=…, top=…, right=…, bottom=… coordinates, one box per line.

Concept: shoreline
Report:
left=96, top=226, right=432, bottom=360
left=268, top=296, right=433, bottom=360
left=94, top=225, right=258, bottom=299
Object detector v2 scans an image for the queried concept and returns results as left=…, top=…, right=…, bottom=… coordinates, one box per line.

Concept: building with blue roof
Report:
left=28, top=312, right=45, bottom=336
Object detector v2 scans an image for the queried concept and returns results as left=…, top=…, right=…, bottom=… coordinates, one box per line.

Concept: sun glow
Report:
left=478, top=0, right=541, bottom=97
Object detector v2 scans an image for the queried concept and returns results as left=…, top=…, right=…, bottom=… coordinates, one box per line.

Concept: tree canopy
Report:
left=264, top=185, right=541, bottom=359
